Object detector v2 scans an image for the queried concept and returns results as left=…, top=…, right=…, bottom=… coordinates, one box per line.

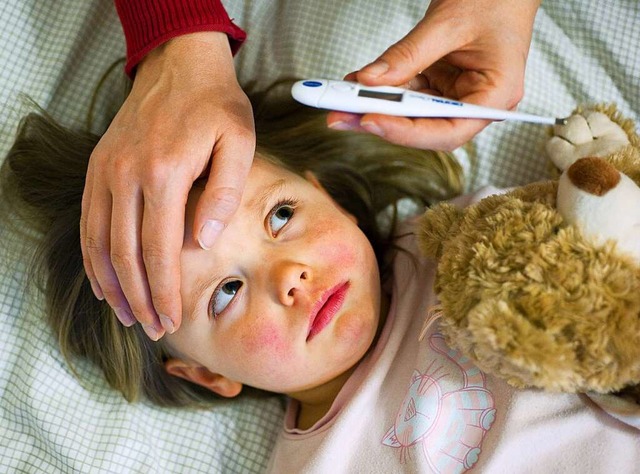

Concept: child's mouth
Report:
left=306, top=282, right=350, bottom=341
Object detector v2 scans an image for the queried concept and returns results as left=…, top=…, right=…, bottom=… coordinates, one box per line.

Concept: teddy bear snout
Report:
left=566, top=156, right=621, bottom=196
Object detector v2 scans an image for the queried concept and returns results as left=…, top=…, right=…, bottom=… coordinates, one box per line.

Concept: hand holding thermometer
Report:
left=292, top=79, right=567, bottom=126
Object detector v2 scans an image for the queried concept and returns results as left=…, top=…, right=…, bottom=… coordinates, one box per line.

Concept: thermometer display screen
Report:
left=358, top=89, right=403, bottom=102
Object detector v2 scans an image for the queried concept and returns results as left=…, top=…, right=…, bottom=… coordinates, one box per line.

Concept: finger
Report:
left=110, top=187, right=164, bottom=340
left=359, top=113, right=491, bottom=151
left=417, top=61, right=465, bottom=98
left=84, top=186, right=137, bottom=328
left=347, top=68, right=436, bottom=93
left=141, top=180, right=189, bottom=334
left=342, top=71, right=358, bottom=82
left=423, top=60, right=520, bottom=111
left=326, top=111, right=365, bottom=131
left=80, top=161, right=104, bottom=301
left=194, top=129, right=255, bottom=250
left=356, top=16, right=457, bottom=86
left=405, top=73, right=438, bottom=93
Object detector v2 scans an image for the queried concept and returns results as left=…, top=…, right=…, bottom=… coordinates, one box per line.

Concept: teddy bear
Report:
left=418, top=104, right=640, bottom=406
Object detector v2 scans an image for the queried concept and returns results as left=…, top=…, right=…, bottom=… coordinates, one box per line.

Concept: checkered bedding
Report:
left=1, top=0, right=638, bottom=472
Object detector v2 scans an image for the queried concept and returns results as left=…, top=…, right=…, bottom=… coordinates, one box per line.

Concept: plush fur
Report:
left=419, top=105, right=640, bottom=403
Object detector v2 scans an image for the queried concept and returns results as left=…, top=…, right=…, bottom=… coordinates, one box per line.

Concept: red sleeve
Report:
left=114, top=0, right=247, bottom=77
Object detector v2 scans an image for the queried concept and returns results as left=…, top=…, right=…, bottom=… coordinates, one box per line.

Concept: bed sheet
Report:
left=1, top=1, right=639, bottom=472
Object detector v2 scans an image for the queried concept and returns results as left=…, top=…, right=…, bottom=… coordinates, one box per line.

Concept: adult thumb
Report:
left=357, top=17, right=450, bottom=86
left=195, top=133, right=255, bottom=250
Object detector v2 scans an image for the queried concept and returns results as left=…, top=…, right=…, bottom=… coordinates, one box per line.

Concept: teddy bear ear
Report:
left=418, top=203, right=464, bottom=259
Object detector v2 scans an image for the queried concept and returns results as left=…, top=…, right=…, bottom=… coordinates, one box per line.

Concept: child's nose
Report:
left=272, top=261, right=312, bottom=305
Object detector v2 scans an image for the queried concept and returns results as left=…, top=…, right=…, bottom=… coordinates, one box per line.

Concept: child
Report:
left=96, top=0, right=541, bottom=339
left=1, top=106, right=637, bottom=473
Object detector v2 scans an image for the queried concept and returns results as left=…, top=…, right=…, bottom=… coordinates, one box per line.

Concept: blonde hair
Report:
left=1, top=95, right=462, bottom=407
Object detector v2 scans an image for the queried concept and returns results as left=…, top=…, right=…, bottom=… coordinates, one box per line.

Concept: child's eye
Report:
left=268, top=200, right=297, bottom=235
left=210, top=280, right=243, bottom=318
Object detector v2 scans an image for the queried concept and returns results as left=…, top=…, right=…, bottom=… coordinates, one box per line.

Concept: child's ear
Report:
left=164, top=358, right=243, bottom=398
left=304, top=171, right=357, bottom=224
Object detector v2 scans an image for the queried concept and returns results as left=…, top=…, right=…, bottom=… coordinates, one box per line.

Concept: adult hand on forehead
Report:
left=81, top=32, right=255, bottom=340
left=327, top=0, right=542, bottom=151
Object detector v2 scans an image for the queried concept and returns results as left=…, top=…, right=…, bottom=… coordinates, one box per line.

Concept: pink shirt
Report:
left=268, top=198, right=640, bottom=473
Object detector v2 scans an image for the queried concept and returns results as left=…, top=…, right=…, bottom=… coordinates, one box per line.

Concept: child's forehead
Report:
left=249, top=154, right=305, bottom=185
left=191, top=154, right=295, bottom=192
left=252, top=153, right=289, bottom=173
left=186, top=155, right=303, bottom=225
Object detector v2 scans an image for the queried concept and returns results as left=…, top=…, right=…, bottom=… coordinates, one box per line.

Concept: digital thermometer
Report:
left=292, top=79, right=567, bottom=125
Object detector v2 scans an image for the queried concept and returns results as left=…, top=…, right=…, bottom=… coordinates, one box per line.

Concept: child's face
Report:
left=164, top=156, right=382, bottom=399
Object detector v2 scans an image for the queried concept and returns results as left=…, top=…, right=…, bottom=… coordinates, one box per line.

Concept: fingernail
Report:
left=142, top=324, right=160, bottom=341
left=328, top=121, right=355, bottom=131
left=361, top=60, right=389, bottom=77
left=159, top=314, right=175, bottom=334
left=114, top=307, right=136, bottom=327
left=361, top=121, right=385, bottom=137
left=199, top=219, right=225, bottom=250
left=89, top=279, right=104, bottom=301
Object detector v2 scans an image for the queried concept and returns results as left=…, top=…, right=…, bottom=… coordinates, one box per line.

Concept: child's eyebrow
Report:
left=247, top=178, right=287, bottom=219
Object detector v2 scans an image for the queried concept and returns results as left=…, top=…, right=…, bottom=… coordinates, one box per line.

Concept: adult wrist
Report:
left=115, top=0, right=246, bottom=77
left=135, top=31, right=239, bottom=94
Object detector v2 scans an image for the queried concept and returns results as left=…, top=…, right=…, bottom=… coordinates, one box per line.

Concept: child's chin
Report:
left=333, top=309, right=379, bottom=354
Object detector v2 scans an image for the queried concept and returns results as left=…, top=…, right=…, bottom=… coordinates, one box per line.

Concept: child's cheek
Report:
left=317, top=240, right=357, bottom=268
left=240, top=321, right=290, bottom=361
left=333, top=302, right=378, bottom=349
left=310, top=213, right=367, bottom=269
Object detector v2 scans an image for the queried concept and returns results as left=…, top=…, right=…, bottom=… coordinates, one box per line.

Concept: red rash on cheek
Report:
left=241, top=321, right=289, bottom=359
left=307, top=214, right=358, bottom=266
left=319, top=241, right=357, bottom=267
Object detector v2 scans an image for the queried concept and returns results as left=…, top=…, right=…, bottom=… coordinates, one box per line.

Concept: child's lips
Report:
left=306, top=282, right=350, bottom=342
